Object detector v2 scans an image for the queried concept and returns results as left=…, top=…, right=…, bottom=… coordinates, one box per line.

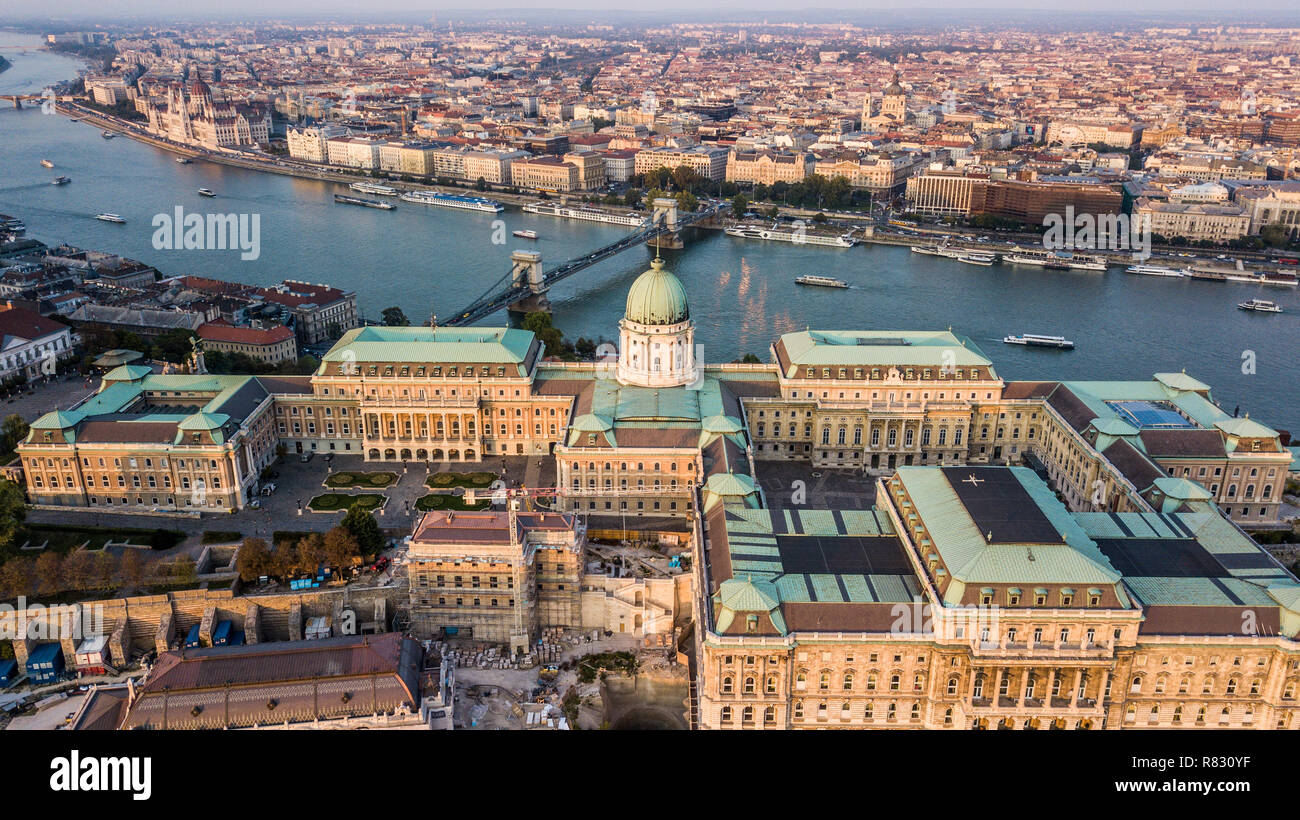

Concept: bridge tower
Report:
left=507, top=249, right=551, bottom=320
left=647, top=197, right=685, bottom=250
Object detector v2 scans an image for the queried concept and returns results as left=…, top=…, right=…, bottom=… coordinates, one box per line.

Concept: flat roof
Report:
left=940, top=466, right=1062, bottom=545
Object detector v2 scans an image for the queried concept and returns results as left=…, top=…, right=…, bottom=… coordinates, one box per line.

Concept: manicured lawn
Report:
left=426, top=471, right=496, bottom=489
left=325, top=471, right=399, bottom=489
left=414, top=494, right=491, bottom=512
left=307, top=493, right=387, bottom=513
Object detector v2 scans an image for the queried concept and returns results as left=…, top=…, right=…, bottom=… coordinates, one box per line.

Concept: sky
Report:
left=5, top=0, right=1300, bottom=23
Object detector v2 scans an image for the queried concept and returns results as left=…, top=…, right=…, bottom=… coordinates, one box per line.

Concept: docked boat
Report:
left=176, top=157, right=192, bottom=164
left=399, top=190, right=504, bottom=213
left=349, top=182, right=398, bottom=196
left=40, top=159, right=54, bottom=169
left=909, top=244, right=945, bottom=256
left=94, top=213, right=126, bottom=223
left=0, top=216, right=26, bottom=233
left=334, top=194, right=396, bottom=210
left=522, top=202, right=645, bottom=227
left=957, top=250, right=997, bottom=266
left=795, top=275, right=849, bottom=288
left=51, top=176, right=71, bottom=186
left=512, top=229, right=539, bottom=240
left=1003, top=333, right=1075, bottom=349
left=1004, top=247, right=1107, bottom=271
left=197, top=188, right=216, bottom=197
left=1237, top=298, right=1283, bottom=313
left=724, top=224, right=857, bottom=248
left=101, top=131, right=115, bottom=139
left=1125, top=264, right=1186, bottom=278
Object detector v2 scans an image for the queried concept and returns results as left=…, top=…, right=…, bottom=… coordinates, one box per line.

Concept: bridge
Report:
left=442, top=198, right=721, bottom=326
left=0, top=94, right=47, bottom=110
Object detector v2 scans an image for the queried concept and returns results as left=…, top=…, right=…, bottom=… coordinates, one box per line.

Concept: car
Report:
left=300, top=451, right=314, bottom=462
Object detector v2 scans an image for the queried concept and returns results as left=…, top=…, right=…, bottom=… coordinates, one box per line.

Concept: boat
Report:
left=94, top=213, right=126, bottom=223
left=957, top=251, right=997, bottom=266
left=1125, top=264, right=1186, bottom=278
left=334, top=194, right=396, bottom=210
left=512, top=229, right=539, bottom=240
left=40, top=159, right=54, bottom=169
left=795, top=275, right=849, bottom=288
left=176, top=157, right=192, bottom=164
left=724, top=224, right=858, bottom=248
left=197, top=188, right=216, bottom=197
left=1237, top=298, right=1283, bottom=313
left=399, top=190, right=504, bottom=213
left=909, top=244, right=945, bottom=256
left=51, top=176, right=71, bottom=186
left=1003, top=333, right=1075, bottom=349
left=522, top=202, right=645, bottom=227
left=101, top=131, right=115, bottom=139
left=349, top=182, right=398, bottom=196
left=1004, top=247, right=1107, bottom=271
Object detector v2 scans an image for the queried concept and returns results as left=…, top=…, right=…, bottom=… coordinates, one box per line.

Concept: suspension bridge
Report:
left=442, top=197, right=721, bottom=327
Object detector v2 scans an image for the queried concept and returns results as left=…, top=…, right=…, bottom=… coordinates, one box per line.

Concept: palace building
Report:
left=17, top=257, right=1293, bottom=529
left=693, top=464, right=1300, bottom=730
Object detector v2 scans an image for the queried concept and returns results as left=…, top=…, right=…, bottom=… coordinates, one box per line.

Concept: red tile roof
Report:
left=198, top=322, right=295, bottom=346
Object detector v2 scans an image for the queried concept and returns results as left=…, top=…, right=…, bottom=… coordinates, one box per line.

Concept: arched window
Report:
left=1129, top=676, right=1142, bottom=693
left=819, top=671, right=831, bottom=691
left=842, top=671, right=854, bottom=690
left=720, top=706, right=732, bottom=723
left=947, top=677, right=959, bottom=696
left=743, top=676, right=756, bottom=694
left=721, top=675, right=733, bottom=694
left=765, top=675, right=778, bottom=694
left=763, top=706, right=775, bottom=724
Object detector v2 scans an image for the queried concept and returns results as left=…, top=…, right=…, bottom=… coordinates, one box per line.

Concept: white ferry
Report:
left=95, top=213, right=126, bottom=223
left=909, top=244, right=945, bottom=256
left=522, top=202, right=645, bottom=227
left=957, top=250, right=997, bottom=266
left=725, top=225, right=857, bottom=248
left=512, top=229, right=539, bottom=240
left=1237, top=298, right=1283, bottom=313
left=1004, top=247, right=1107, bottom=271
left=349, top=182, right=398, bottom=196
left=198, top=188, right=216, bottom=197
left=795, top=275, right=850, bottom=288
left=1125, top=264, right=1186, bottom=278
left=400, top=190, right=504, bottom=213
left=1003, top=333, right=1075, bottom=349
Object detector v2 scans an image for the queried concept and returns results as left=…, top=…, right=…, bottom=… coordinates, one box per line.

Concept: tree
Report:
left=521, top=311, right=569, bottom=355
left=0, top=415, right=30, bottom=456
left=152, top=329, right=197, bottom=364
left=63, top=550, right=96, bottom=591
left=675, top=190, right=699, bottom=212
left=382, top=307, right=411, bottom=327
left=341, top=503, right=384, bottom=555
left=236, top=537, right=272, bottom=582
left=475, top=176, right=488, bottom=192
left=296, top=532, right=326, bottom=572
left=93, top=550, right=116, bottom=591
left=119, top=549, right=144, bottom=591
left=323, top=526, right=361, bottom=570
left=0, top=557, right=33, bottom=601
left=732, top=193, right=749, bottom=216
left=1260, top=223, right=1292, bottom=249
left=34, top=551, right=64, bottom=596
left=0, top=479, right=26, bottom=550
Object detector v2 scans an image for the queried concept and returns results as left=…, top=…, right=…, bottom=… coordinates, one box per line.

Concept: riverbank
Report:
left=56, top=99, right=611, bottom=213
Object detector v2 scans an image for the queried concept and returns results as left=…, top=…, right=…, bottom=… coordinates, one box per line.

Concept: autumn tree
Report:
left=236, top=537, right=272, bottom=582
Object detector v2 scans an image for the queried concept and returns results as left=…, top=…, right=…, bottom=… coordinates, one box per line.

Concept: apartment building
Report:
left=510, top=155, right=580, bottom=191
left=196, top=322, right=298, bottom=365
left=634, top=146, right=729, bottom=182
left=286, top=124, right=349, bottom=163
left=726, top=150, right=813, bottom=186
left=1133, top=198, right=1251, bottom=243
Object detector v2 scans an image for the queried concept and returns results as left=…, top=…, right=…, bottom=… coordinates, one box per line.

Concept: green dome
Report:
left=624, top=258, right=689, bottom=325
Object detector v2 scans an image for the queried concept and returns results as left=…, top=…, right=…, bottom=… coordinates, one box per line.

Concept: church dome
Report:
left=883, top=72, right=905, bottom=96
left=624, top=257, right=689, bottom=325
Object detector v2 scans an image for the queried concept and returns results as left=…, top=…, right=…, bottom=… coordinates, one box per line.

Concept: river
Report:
left=1, top=32, right=1295, bottom=430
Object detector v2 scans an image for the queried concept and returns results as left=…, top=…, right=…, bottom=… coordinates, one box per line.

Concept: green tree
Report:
left=475, top=176, right=488, bottom=191
left=675, top=190, right=699, bottom=212
left=236, top=537, right=272, bottom=582
left=0, top=415, right=30, bottom=456
left=1260, top=223, right=1292, bottom=249
left=731, top=193, right=749, bottom=216
left=341, top=503, right=384, bottom=555
left=521, top=311, right=569, bottom=355
left=151, top=329, right=197, bottom=364
left=0, top=479, right=26, bottom=550
left=382, top=307, right=411, bottom=327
